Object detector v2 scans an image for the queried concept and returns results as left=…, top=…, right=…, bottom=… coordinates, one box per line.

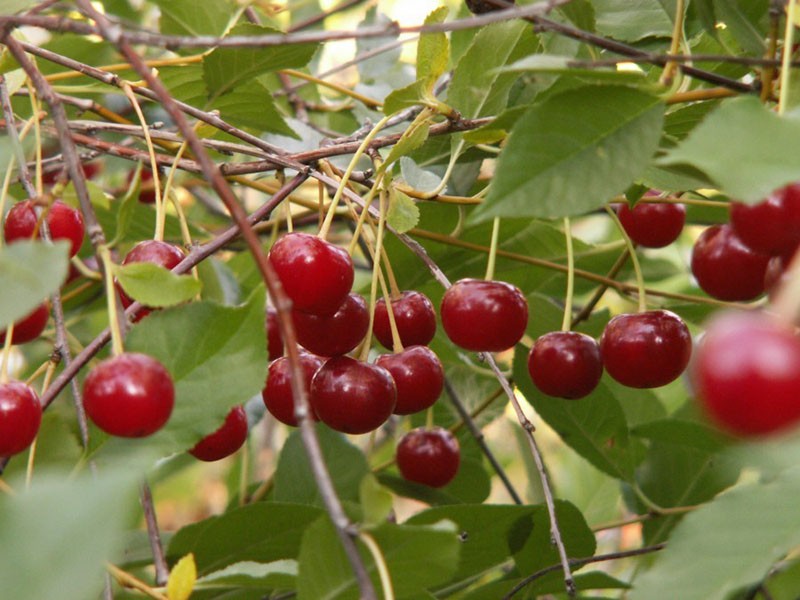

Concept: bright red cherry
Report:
left=396, top=427, right=460, bottom=488
left=600, top=310, right=691, bottom=389
left=268, top=232, right=354, bottom=316
left=292, top=293, right=368, bottom=357
left=83, top=352, right=174, bottom=438
left=310, top=356, right=396, bottom=434
left=693, top=311, right=800, bottom=437
left=4, top=200, right=85, bottom=257
left=375, top=346, right=444, bottom=415
left=0, top=303, right=49, bottom=345
left=266, top=307, right=284, bottom=361
left=528, top=331, right=603, bottom=399
left=691, top=224, right=770, bottom=301
left=730, top=183, right=800, bottom=257
left=118, top=240, right=185, bottom=319
left=127, top=168, right=157, bottom=204
left=440, top=279, right=528, bottom=352
left=373, top=291, right=437, bottom=350
left=617, top=200, right=686, bottom=248
left=189, top=405, right=248, bottom=461
left=0, top=381, right=42, bottom=457
left=262, top=353, right=323, bottom=426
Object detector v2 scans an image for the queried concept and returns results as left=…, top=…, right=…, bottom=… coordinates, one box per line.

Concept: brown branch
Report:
left=140, top=481, right=169, bottom=586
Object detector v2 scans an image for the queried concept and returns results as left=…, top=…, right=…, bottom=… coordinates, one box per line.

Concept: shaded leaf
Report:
left=593, top=0, right=673, bottom=40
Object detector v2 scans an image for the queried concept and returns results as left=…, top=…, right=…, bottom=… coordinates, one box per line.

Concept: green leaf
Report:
left=194, top=560, right=297, bottom=593
left=0, top=470, right=138, bottom=600
left=593, top=0, right=673, bottom=41
left=660, top=96, right=800, bottom=203
left=115, top=262, right=201, bottom=308
left=386, top=191, right=420, bottom=234
left=383, top=120, right=431, bottom=168
left=474, top=85, right=664, bottom=221
left=417, top=7, right=449, bottom=83
left=211, top=81, right=297, bottom=137
left=203, top=24, right=319, bottom=99
left=631, top=466, right=800, bottom=600
left=151, top=0, right=236, bottom=37
left=0, top=240, right=69, bottom=329
left=496, top=54, right=646, bottom=82
left=712, top=0, right=767, bottom=55
left=379, top=454, right=491, bottom=505
left=167, top=502, right=323, bottom=575
left=383, top=79, right=430, bottom=115
left=360, top=474, right=394, bottom=527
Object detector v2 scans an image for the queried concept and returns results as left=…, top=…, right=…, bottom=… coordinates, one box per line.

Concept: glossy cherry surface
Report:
left=600, top=310, right=691, bottom=389
left=396, top=427, right=460, bottom=488
left=373, top=291, right=437, bottom=350
left=617, top=201, right=686, bottom=248
left=266, top=307, right=284, bottom=361
left=310, top=356, right=396, bottom=434
left=0, top=381, right=42, bottom=457
left=693, top=311, right=800, bottom=437
left=268, top=232, right=354, bottom=316
left=0, top=303, right=49, bottom=345
left=376, top=345, right=444, bottom=415
left=440, top=279, right=528, bottom=352
left=119, top=240, right=186, bottom=318
left=83, top=352, right=175, bottom=437
left=690, top=224, right=770, bottom=301
left=292, top=293, right=368, bottom=357
left=262, top=353, right=323, bottom=426
left=730, top=183, right=800, bottom=256
left=528, top=331, right=603, bottom=399
left=189, top=405, right=248, bottom=461
left=4, top=200, right=85, bottom=257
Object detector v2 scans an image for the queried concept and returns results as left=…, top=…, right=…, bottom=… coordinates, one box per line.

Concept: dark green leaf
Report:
left=593, top=0, right=673, bottom=41
left=211, top=82, right=297, bottom=137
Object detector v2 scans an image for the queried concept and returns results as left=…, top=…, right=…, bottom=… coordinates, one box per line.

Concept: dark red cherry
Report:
left=693, top=311, right=800, bottom=437
left=189, top=405, right=248, bottom=461
left=375, top=346, right=444, bottom=415
left=4, top=200, right=85, bottom=257
left=730, top=183, right=800, bottom=256
left=373, top=291, right=437, bottom=350
left=119, top=240, right=185, bottom=319
left=690, top=224, right=770, bottom=301
left=262, top=353, right=323, bottom=427
left=600, top=310, right=691, bottom=389
left=83, top=352, right=174, bottom=438
left=266, top=307, right=284, bottom=361
left=310, top=356, right=396, bottom=434
left=440, top=279, right=528, bottom=352
left=396, top=427, right=460, bottom=488
left=42, top=160, right=101, bottom=187
left=292, top=293, right=368, bottom=357
left=528, top=331, right=603, bottom=399
left=616, top=201, right=686, bottom=248
left=127, top=167, right=157, bottom=204
left=268, top=232, right=354, bottom=316
left=0, top=303, right=49, bottom=345
left=0, top=381, right=42, bottom=457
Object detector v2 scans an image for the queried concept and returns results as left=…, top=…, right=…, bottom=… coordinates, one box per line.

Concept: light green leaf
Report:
left=195, top=560, right=297, bottom=591
left=400, top=157, right=441, bottom=193
left=383, top=79, right=430, bottom=115
left=360, top=474, right=394, bottom=527
left=593, top=0, right=673, bottom=41
left=151, top=0, right=236, bottom=37
left=496, top=54, right=646, bottom=82
left=383, top=120, right=430, bottom=168
left=386, top=190, right=420, bottom=234
left=115, top=262, right=201, bottom=308
left=0, top=240, right=69, bottom=329
left=3, top=0, right=40, bottom=14
left=417, top=6, right=449, bottom=83
left=474, top=85, right=664, bottom=221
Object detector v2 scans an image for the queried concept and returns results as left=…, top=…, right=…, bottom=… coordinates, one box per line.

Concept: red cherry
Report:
left=528, top=331, right=603, bottom=399
left=42, top=160, right=102, bottom=187
left=693, top=311, right=800, bottom=437
left=375, top=346, right=444, bottom=415
left=262, top=353, right=323, bottom=427
left=310, top=356, right=396, bottom=434
left=268, top=232, right=354, bottom=316
left=396, top=427, right=460, bottom=488
left=0, top=381, right=42, bottom=457
left=118, top=240, right=185, bottom=320
left=730, top=183, right=800, bottom=256
left=292, top=293, right=368, bottom=357
left=127, top=167, right=157, bottom=204
left=0, top=303, right=49, bottom=345
left=373, top=291, right=437, bottom=350
left=83, top=352, right=175, bottom=438
left=617, top=201, right=686, bottom=248
left=4, top=200, right=85, bottom=257
left=690, top=224, right=770, bottom=301
left=266, top=307, right=284, bottom=361
left=440, top=279, right=528, bottom=352
left=600, top=310, right=691, bottom=389
left=189, top=405, right=248, bottom=461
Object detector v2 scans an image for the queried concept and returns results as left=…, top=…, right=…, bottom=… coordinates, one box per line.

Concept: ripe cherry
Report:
left=396, top=427, right=460, bottom=488
left=292, top=293, right=368, bottom=357
left=118, top=240, right=185, bottom=319
left=373, top=291, right=437, bottom=350
left=375, top=346, right=444, bottom=415
left=440, top=279, right=528, bottom=352
left=528, top=331, right=603, bottom=399
left=266, top=307, right=284, bottom=361
left=690, top=224, right=770, bottom=301
left=41, top=160, right=102, bottom=187
left=189, top=405, right=248, bottom=461
left=262, top=353, right=323, bottom=426
left=268, top=232, right=354, bottom=316
left=600, top=310, right=691, bottom=389
left=693, top=311, right=800, bottom=437
left=730, top=183, right=800, bottom=257
left=616, top=200, right=686, bottom=248
left=0, top=303, right=49, bottom=345
left=310, top=356, right=396, bottom=434
left=0, top=381, right=42, bottom=457
left=4, top=199, right=85, bottom=257
left=83, top=352, right=175, bottom=438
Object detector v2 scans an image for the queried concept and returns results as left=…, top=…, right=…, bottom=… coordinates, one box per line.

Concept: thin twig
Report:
left=140, top=481, right=169, bottom=586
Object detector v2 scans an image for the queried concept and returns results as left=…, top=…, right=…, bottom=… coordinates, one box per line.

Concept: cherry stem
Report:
left=99, top=245, right=125, bottom=357
left=360, top=190, right=389, bottom=362
left=484, top=217, right=501, bottom=281
left=358, top=532, right=395, bottom=600
left=380, top=244, right=402, bottom=299
left=561, top=217, right=575, bottom=332
left=0, top=323, right=14, bottom=383
left=377, top=268, right=403, bottom=354
left=779, top=0, right=798, bottom=116
left=425, top=405, right=434, bottom=430
left=605, top=205, right=647, bottom=313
